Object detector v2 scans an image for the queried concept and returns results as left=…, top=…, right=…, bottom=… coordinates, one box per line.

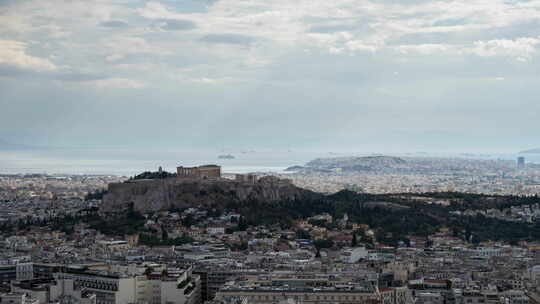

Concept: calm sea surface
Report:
left=0, top=149, right=539, bottom=176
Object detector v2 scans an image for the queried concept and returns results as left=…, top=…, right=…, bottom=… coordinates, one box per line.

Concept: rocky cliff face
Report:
left=101, top=176, right=309, bottom=213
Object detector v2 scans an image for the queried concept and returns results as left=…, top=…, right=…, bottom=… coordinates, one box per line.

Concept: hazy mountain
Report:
left=287, top=155, right=408, bottom=173
left=520, top=148, right=540, bottom=154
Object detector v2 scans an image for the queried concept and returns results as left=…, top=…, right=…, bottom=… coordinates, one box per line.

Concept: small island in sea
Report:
left=218, top=154, right=236, bottom=159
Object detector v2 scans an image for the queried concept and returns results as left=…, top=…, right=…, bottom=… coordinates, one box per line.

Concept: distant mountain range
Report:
left=286, top=154, right=518, bottom=174
left=519, top=148, right=540, bottom=154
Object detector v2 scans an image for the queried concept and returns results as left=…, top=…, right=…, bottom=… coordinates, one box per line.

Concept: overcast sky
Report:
left=1, top=0, right=539, bottom=153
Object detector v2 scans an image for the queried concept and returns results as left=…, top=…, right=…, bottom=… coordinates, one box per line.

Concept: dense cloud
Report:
left=0, top=0, right=539, bottom=152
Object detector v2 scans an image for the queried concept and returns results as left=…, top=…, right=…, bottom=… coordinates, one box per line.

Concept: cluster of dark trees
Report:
left=400, top=192, right=540, bottom=211
left=222, top=190, right=540, bottom=246
left=5, top=186, right=540, bottom=248
left=84, top=189, right=107, bottom=201
left=139, top=233, right=194, bottom=246
left=86, top=206, right=146, bottom=235
left=129, top=171, right=177, bottom=180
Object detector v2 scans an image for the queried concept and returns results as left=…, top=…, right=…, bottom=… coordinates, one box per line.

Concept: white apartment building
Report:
left=16, top=263, right=33, bottom=281
left=0, top=293, right=39, bottom=304
left=136, top=268, right=201, bottom=304
left=462, top=290, right=502, bottom=304
left=11, top=276, right=97, bottom=304
left=207, top=227, right=226, bottom=235
left=340, top=247, right=368, bottom=263
left=415, top=292, right=444, bottom=304
left=52, top=265, right=201, bottom=304
left=470, top=247, right=503, bottom=258
left=501, top=290, right=528, bottom=304
left=55, top=270, right=137, bottom=304
left=524, top=265, right=540, bottom=284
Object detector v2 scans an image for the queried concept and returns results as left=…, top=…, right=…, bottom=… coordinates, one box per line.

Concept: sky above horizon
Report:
left=1, top=0, right=539, bottom=153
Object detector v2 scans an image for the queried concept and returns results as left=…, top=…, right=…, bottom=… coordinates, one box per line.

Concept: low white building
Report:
left=207, top=227, right=226, bottom=235
left=415, top=292, right=444, bottom=304
left=471, top=247, right=503, bottom=258
left=340, top=247, right=368, bottom=263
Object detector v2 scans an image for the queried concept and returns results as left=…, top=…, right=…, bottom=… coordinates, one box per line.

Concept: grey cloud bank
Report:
left=0, top=0, right=539, bottom=153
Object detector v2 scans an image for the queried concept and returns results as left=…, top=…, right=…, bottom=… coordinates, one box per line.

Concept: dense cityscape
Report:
left=278, top=156, right=540, bottom=195
left=2, top=161, right=540, bottom=304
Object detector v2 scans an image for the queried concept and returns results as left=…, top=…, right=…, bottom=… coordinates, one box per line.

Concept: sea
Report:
left=0, top=149, right=321, bottom=176
left=1, top=148, right=539, bottom=176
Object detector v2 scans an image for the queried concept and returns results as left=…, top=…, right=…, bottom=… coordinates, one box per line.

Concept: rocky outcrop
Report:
left=101, top=176, right=309, bottom=213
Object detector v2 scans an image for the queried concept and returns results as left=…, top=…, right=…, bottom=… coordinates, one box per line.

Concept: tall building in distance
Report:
left=517, top=156, right=526, bottom=169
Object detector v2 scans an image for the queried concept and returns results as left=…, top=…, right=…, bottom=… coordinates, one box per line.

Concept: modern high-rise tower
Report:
left=517, top=156, right=525, bottom=169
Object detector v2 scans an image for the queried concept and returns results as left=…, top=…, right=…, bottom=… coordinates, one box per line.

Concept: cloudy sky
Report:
left=1, top=0, right=539, bottom=153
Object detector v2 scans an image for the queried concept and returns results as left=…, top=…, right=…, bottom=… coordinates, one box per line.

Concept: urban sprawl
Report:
left=2, top=157, right=540, bottom=304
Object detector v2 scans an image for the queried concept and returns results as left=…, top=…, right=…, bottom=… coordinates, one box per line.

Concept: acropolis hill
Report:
left=101, top=165, right=309, bottom=213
